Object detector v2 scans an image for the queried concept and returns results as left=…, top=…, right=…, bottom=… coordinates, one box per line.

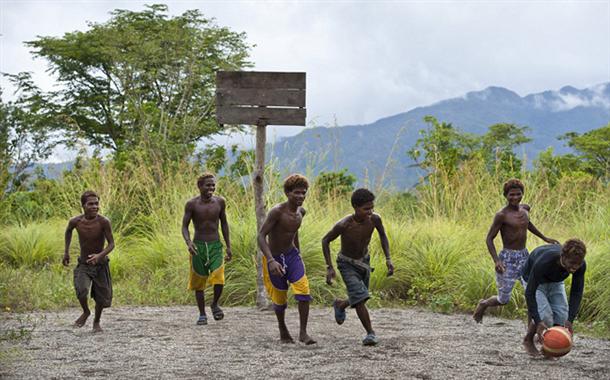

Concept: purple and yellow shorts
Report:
left=262, top=247, right=312, bottom=311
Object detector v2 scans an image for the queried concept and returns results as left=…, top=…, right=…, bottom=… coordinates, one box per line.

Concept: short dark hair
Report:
left=503, top=178, right=524, bottom=196
left=351, top=188, right=375, bottom=208
left=561, top=239, right=587, bottom=260
left=81, top=190, right=99, bottom=206
left=284, top=174, right=309, bottom=193
left=197, top=173, right=215, bottom=187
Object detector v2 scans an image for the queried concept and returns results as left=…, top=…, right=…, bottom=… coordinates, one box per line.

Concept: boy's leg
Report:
left=73, top=264, right=92, bottom=327
left=546, top=282, right=569, bottom=326
left=93, top=303, right=104, bottom=332
left=274, top=306, right=294, bottom=343
left=354, top=301, right=374, bottom=335
left=75, top=296, right=91, bottom=327
left=297, top=300, right=316, bottom=345
left=211, top=284, right=223, bottom=309
left=195, top=290, right=206, bottom=316
left=523, top=319, right=539, bottom=356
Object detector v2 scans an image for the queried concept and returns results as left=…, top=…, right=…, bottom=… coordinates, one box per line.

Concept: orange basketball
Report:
left=542, top=326, right=573, bottom=357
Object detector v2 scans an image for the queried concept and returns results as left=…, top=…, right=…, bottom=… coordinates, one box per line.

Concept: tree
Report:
left=315, top=169, right=356, bottom=196
left=0, top=74, right=60, bottom=193
left=26, top=4, right=251, bottom=163
left=480, top=123, right=531, bottom=175
left=561, top=123, right=610, bottom=179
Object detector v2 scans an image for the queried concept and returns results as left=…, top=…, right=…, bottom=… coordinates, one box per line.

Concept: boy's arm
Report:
left=181, top=201, right=197, bottom=256
left=486, top=213, right=505, bottom=273
left=373, top=214, right=393, bottom=276
left=293, top=207, right=306, bottom=251
left=63, top=218, right=77, bottom=266
left=257, top=208, right=284, bottom=276
left=86, top=218, right=115, bottom=264
left=321, top=222, right=344, bottom=285
left=219, top=198, right=232, bottom=261
left=566, top=262, right=586, bottom=333
left=527, top=221, right=559, bottom=245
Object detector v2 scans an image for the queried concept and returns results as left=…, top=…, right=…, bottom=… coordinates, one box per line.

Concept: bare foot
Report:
left=299, top=333, right=317, bottom=345
left=74, top=311, right=91, bottom=328
left=92, top=322, right=103, bottom=333
left=473, top=300, right=487, bottom=323
left=522, top=338, right=540, bottom=356
left=280, top=330, right=295, bottom=344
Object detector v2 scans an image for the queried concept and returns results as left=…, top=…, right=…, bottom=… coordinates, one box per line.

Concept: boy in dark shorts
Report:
left=473, top=179, right=559, bottom=323
left=322, top=188, right=394, bottom=346
left=521, top=239, right=586, bottom=356
left=182, top=173, right=232, bottom=325
left=258, top=174, right=315, bottom=344
left=63, top=190, right=115, bottom=332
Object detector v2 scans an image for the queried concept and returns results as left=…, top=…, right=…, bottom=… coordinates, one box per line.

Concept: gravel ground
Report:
left=1, top=306, right=609, bottom=379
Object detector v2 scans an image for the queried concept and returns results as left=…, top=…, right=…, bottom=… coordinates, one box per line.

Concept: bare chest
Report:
left=277, top=211, right=303, bottom=233
left=76, top=219, right=104, bottom=239
left=192, top=201, right=222, bottom=222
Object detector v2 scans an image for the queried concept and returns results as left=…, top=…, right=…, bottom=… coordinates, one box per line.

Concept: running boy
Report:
left=473, top=179, right=559, bottom=323
left=182, top=173, right=232, bottom=325
left=63, top=191, right=115, bottom=332
left=522, top=239, right=586, bottom=356
left=322, top=188, right=394, bottom=346
left=257, top=174, right=316, bottom=344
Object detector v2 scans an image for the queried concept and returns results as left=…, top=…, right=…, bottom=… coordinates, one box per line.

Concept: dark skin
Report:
left=257, top=186, right=316, bottom=345
left=523, top=254, right=582, bottom=356
left=473, top=187, right=559, bottom=323
left=182, top=177, right=232, bottom=318
left=63, top=196, right=115, bottom=332
left=322, top=200, right=393, bottom=335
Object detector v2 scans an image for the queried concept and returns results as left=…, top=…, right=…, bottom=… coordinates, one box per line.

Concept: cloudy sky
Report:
left=1, top=0, right=609, bottom=160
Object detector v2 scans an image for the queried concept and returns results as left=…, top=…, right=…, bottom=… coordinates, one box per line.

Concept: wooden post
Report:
left=254, top=121, right=269, bottom=308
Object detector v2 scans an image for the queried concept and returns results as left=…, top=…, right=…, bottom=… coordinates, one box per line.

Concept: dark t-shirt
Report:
left=522, top=244, right=586, bottom=324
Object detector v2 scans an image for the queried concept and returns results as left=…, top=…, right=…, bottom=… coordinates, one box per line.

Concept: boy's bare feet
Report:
left=299, top=333, right=317, bottom=345
left=473, top=300, right=487, bottom=323
left=92, top=322, right=103, bottom=333
left=74, top=311, right=91, bottom=327
left=280, top=327, right=295, bottom=343
left=522, top=337, right=540, bottom=356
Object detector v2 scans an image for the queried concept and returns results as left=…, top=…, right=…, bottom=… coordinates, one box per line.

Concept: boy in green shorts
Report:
left=182, top=173, right=232, bottom=325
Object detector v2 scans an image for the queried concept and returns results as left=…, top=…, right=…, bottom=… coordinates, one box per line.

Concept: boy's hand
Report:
left=326, top=266, right=336, bottom=285
left=494, top=260, right=506, bottom=274
left=268, top=260, right=285, bottom=276
left=545, top=238, right=560, bottom=245
left=225, top=247, right=233, bottom=262
left=187, top=241, right=197, bottom=256
left=62, top=253, right=70, bottom=266
left=564, top=320, right=574, bottom=335
left=86, top=253, right=103, bottom=265
left=386, top=258, right=394, bottom=276
left=536, top=321, right=549, bottom=344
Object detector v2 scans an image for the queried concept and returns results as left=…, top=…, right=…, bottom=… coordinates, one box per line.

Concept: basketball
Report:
left=542, top=326, right=573, bottom=357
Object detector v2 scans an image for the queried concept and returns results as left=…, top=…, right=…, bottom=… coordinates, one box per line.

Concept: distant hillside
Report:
left=271, top=83, right=610, bottom=189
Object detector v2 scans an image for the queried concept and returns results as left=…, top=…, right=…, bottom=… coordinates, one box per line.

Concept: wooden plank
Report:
left=217, top=88, right=305, bottom=107
left=217, top=71, right=305, bottom=90
left=217, top=106, right=306, bottom=126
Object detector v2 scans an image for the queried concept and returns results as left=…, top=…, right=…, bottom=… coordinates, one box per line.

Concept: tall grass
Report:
left=0, top=157, right=608, bottom=337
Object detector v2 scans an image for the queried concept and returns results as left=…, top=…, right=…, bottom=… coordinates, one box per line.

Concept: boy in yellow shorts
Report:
left=182, top=173, right=232, bottom=325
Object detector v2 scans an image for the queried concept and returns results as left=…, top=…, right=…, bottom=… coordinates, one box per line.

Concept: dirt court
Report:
left=1, top=306, right=609, bottom=379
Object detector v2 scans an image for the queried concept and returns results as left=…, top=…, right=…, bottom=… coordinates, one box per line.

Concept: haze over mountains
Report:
left=271, top=83, right=610, bottom=189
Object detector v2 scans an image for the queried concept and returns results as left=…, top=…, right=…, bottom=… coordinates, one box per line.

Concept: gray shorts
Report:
left=74, top=259, right=113, bottom=308
left=337, top=255, right=370, bottom=307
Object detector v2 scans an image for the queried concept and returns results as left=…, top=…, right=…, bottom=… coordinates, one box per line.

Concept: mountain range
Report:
left=270, top=83, right=610, bottom=189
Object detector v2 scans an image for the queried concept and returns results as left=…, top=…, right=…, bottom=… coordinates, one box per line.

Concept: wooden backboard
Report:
left=216, top=71, right=306, bottom=126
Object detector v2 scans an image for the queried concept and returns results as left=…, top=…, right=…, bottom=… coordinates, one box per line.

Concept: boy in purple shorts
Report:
left=473, top=179, right=558, bottom=323
left=258, top=174, right=316, bottom=344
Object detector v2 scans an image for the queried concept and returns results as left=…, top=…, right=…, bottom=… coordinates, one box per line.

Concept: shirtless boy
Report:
left=322, top=188, right=394, bottom=346
left=257, top=174, right=315, bottom=344
left=473, top=179, right=559, bottom=323
left=182, top=173, right=232, bottom=325
left=63, top=191, right=115, bottom=332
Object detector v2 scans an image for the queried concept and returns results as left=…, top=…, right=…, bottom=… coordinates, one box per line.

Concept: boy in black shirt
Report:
left=521, top=239, right=586, bottom=356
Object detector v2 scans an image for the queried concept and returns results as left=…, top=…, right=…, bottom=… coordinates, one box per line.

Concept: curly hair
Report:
left=197, top=173, right=216, bottom=187
left=283, top=174, right=309, bottom=193
left=503, top=178, right=525, bottom=196
left=351, top=188, right=375, bottom=208
left=561, top=239, right=587, bottom=260
left=80, top=190, right=99, bottom=206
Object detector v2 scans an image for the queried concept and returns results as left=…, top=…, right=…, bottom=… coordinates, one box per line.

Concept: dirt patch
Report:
left=1, top=306, right=609, bottom=379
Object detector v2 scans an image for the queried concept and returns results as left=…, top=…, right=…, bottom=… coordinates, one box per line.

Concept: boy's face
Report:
left=505, top=188, right=523, bottom=206
left=198, top=178, right=216, bottom=198
left=560, top=254, right=584, bottom=273
left=354, top=201, right=374, bottom=220
left=286, top=187, right=307, bottom=207
left=83, top=197, right=99, bottom=217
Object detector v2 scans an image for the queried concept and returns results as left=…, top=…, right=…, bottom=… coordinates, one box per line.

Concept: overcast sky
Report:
left=1, top=0, right=609, bottom=161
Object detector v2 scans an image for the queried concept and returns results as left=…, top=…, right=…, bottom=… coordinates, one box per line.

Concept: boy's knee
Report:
left=497, top=294, right=510, bottom=305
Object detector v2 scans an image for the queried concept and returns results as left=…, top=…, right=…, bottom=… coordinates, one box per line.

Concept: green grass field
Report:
left=1, top=160, right=608, bottom=338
